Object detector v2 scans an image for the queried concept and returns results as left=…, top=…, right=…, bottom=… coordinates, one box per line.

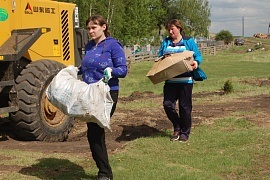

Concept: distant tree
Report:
left=215, top=30, right=233, bottom=45
left=166, top=0, right=211, bottom=37
left=120, top=0, right=166, bottom=45
left=58, top=0, right=210, bottom=45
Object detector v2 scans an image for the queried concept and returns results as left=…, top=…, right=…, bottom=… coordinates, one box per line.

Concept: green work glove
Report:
left=103, top=67, right=112, bottom=84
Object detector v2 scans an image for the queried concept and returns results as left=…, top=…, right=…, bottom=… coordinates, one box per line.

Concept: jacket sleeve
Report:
left=186, top=38, right=203, bottom=65
left=158, top=38, right=170, bottom=57
left=158, top=40, right=165, bottom=57
left=110, top=41, right=128, bottom=78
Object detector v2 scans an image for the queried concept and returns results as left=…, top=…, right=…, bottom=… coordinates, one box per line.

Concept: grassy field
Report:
left=120, top=39, right=270, bottom=98
left=1, top=39, right=270, bottom=179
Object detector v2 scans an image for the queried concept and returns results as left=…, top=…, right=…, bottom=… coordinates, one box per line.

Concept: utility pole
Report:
left=267, top=23, right=270, bottom=36
left=242, top=16, right=244, bottom=38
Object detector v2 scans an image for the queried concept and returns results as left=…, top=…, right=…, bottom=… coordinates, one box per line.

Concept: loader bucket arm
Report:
left=0, top=28, right=50, bottom=61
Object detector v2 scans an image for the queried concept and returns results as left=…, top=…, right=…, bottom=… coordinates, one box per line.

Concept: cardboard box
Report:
left=146, top=50, right=194, bottom=84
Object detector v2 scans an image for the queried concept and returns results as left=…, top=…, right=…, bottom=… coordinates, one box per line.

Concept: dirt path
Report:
left=1, top=91, right=269, bottom=158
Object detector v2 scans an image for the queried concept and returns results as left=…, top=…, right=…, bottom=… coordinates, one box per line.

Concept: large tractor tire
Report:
left=10, top=60, right=75, bottom=142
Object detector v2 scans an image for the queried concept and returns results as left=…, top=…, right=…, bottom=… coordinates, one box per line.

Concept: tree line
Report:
left=59, top=0, right=211, bottom=46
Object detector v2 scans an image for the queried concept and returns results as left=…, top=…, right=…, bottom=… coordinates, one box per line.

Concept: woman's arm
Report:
left=187, top=38, right=203, bottom=65
left=110, top=42, right=128, bottom=78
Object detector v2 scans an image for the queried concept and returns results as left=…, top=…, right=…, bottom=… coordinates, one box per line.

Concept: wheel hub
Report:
left=42, top=92, right=65, bottom=126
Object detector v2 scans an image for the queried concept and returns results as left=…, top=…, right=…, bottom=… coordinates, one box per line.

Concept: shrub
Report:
left=215, top=30, right=234, bottom=45
left=223, top=80, right=234, bottom=93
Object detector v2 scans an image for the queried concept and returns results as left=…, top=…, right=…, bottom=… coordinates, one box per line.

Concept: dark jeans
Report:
left=87, top=90, right=118, bottom=179
left=163, top=83, right=193, bottom=138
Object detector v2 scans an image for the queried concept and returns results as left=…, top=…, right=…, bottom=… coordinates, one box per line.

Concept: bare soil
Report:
left=0, top=80, right=270, bottom=162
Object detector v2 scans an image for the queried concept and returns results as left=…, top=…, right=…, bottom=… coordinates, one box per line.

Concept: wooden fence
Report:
left=199, top=45, right=230, bottom=55
left=125, top=44, right=230, bottom=65
left=125, top=51, right=158, bottom=67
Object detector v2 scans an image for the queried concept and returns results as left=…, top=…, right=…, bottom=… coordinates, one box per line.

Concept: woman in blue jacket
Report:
left=80, top=15, right=127, bottom=180
left=158, top=19, right=202, bottom=142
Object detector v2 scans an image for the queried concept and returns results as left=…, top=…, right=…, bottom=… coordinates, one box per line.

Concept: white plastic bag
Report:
left=46, top=65, right=113, bottom=130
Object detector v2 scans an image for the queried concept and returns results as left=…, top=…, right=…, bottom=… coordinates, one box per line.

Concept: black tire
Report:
left=10, top=60, right=75, bottom=142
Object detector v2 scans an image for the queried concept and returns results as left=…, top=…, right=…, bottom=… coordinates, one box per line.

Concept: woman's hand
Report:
left=103, top=67, right=112, bottom=84
left=190, top=60, right=198, bottom=70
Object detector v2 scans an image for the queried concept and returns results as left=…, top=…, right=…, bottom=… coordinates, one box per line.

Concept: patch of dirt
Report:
left=240, top=78, right=270, bottom=87
left=0, top=88, right=270, bottom=158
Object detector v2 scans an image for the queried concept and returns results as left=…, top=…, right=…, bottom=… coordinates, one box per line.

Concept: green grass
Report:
left=108, top=118, right=270, bottom=180
left=2, top=117, right=269, bottom=180
left=1, top=43, right=270, bottom=179
left=120, top=45, right=270, bottom=98
left=120, top=61, right=164, bottom=96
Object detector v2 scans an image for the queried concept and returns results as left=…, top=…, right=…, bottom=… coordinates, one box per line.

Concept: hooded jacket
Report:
left=158, top=36, right=202, bottom=64
left=158, top=36, right=204, bottom=83
left=81, top=37, right=128, bottom=90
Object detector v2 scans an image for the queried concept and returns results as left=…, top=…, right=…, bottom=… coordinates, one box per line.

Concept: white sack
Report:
left=46, top=65, right=113, bottom=130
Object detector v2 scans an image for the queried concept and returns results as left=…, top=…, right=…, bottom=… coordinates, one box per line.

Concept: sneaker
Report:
left=97, top=177, right=111, bottom=180
left=179, top=134, right=189, bottom=142
left=170, top=131, right=180, bottom=141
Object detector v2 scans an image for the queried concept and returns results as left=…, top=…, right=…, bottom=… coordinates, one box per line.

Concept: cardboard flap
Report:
left=147, top=50, right=194, bottom=76
left=146, top=50, right=195, bottom=84
left=146, top=60, right=161, bottom=76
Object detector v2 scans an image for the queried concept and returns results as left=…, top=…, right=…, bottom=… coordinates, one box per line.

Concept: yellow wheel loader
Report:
left=0, top=0, right=88, bottom=142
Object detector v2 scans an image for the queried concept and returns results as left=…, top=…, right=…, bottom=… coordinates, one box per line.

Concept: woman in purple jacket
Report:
left=80, top=15, right=127, bottom=180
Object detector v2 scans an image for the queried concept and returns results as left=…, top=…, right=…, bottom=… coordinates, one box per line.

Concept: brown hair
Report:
left=166, top=19, right=184, bottom=34
left=86, top=15, right=111, bottom=37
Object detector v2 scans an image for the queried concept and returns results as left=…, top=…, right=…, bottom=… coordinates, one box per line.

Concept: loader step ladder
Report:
left=0, top=79, right=17, bottom=114
left=0, top=80, right=14, bottom=87
left=0, top=106, right=17, bottom=114
left=0, top=28, right=50, bottom=114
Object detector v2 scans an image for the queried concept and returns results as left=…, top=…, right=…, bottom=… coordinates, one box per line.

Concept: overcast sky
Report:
left=208, top=0, right=270, bottom=37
